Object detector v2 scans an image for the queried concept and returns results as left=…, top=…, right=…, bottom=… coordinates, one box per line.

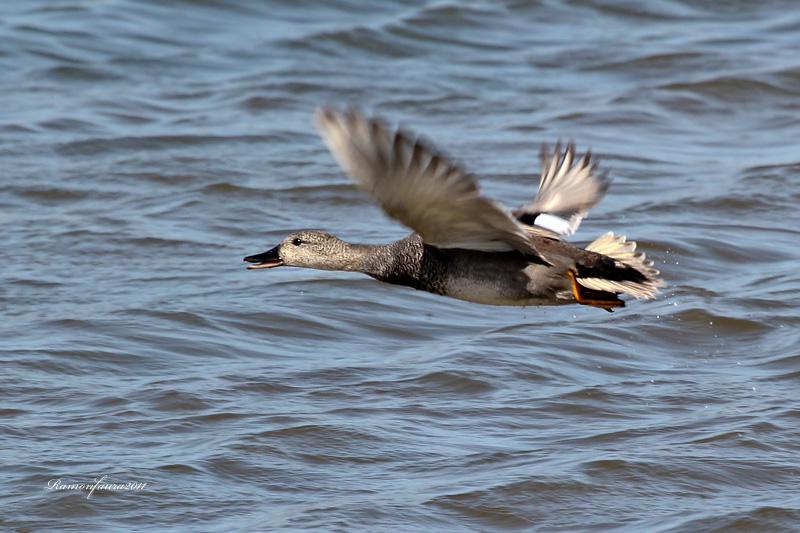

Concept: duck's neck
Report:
left=333, top=235, right=421, bottom=276
left=334, top=242, right=385, bottom=273
left=363, top=236, right=429, bottom=278
left=332, top=234, right=449, bottom=295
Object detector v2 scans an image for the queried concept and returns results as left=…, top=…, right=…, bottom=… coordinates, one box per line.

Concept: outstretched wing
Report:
left=315, top=106, right=547, bottom=262
left=514, top=141, right=611, bottom=237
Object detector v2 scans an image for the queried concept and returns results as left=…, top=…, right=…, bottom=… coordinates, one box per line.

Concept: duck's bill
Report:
left=243, top=246, right=284, bottom=269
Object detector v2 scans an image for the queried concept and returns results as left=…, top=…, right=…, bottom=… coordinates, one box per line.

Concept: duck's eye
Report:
left=292, top=238, right=303, bottom=246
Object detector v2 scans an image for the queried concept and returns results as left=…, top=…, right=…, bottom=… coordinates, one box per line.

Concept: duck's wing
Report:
left=315, top=106, right=547, bottom=261
left=513, top=141, right=611, bottom=238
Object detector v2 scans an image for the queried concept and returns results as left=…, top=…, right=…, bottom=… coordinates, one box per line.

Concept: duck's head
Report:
left=244, top=230, right=353, bottom=271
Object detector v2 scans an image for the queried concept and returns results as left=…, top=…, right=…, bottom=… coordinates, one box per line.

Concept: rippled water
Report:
left=3, top=0, right=800, bottom=530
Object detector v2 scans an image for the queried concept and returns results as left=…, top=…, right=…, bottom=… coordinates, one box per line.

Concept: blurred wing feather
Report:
left=315, top=106, right=546, bottom=260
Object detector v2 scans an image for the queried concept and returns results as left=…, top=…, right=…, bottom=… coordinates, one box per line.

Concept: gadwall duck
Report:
left=244, top=107, right=663, bottom=311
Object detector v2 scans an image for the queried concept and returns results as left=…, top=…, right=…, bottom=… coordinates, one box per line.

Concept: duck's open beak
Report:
left=243, top=245, right=284, bottom=269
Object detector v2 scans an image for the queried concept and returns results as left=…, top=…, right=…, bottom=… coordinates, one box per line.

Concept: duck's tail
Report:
left=580, top=232, right=664, bottom=299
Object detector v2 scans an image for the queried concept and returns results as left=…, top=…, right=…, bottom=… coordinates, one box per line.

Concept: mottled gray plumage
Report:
left=244, top=106, right=664, bottom=311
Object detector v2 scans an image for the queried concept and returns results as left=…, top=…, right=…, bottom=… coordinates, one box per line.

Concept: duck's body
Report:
left=361, top=234, right=555, bottom=306
left=364, top=234, right=595, bottom=306
left=245, top=107, right=663, bottom=311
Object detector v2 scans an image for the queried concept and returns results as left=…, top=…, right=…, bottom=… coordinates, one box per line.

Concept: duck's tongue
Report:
left=243, top=245, right=284, bottom=269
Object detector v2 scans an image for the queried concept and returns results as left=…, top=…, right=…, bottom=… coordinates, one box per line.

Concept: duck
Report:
left=244, top=106, right=663, bottom=312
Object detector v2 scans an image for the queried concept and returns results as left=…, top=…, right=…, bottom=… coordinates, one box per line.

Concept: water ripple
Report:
left=4, top=0, right=800, bottom=530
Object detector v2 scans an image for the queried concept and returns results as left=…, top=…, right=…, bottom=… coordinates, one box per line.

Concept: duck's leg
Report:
left=566, top=269, right=624, bottom=312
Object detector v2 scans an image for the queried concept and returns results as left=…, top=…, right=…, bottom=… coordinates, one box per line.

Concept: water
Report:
left=2, top=0, right=800, bottom=530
